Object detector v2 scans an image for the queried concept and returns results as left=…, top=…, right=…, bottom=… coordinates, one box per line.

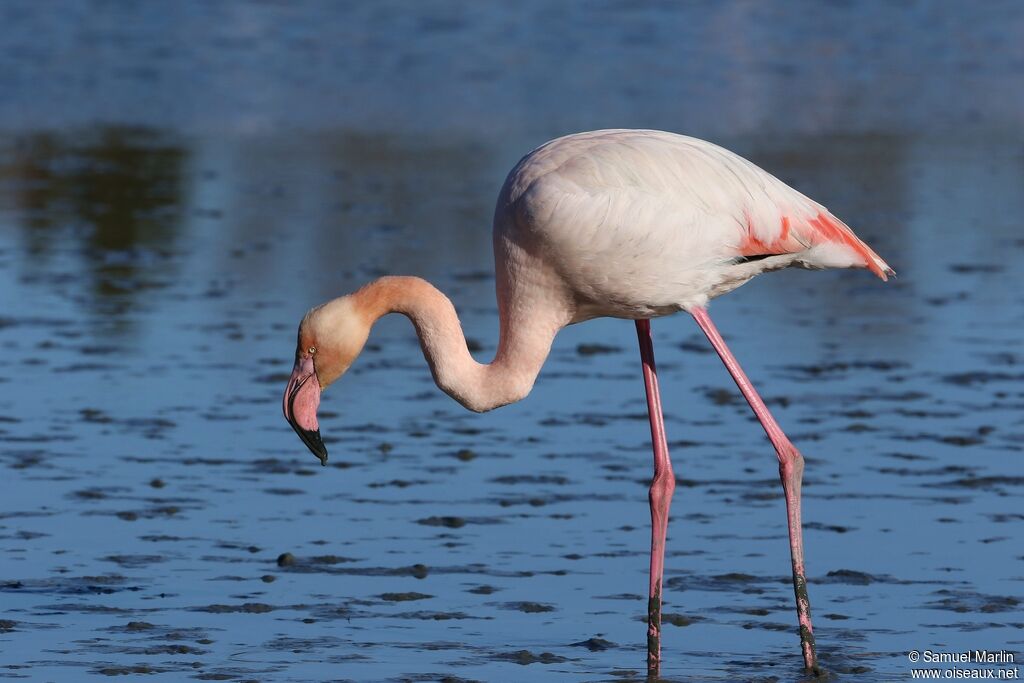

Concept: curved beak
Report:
left=282, top=356, right=328, bottom=466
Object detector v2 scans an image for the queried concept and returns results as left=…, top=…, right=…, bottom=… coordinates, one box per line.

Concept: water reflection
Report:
left=1, top=126, right=187, bottom=325
left=210, top=129, right=495, bottom=302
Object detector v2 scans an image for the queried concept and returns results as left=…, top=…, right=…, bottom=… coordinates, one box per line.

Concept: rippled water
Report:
left=1, top=2, right=1022, bottom=681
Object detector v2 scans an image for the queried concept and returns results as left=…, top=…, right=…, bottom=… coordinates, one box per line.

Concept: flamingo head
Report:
left=283, top=296, right=371, bottom=466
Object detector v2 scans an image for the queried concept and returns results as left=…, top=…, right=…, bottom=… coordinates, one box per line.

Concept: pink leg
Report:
left=690, top=307, right=820, bottom=675
left=634, top=319, right=676, bottom=674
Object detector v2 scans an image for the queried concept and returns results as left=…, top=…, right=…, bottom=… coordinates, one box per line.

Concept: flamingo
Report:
left=282, top=129, right=892, bottom=675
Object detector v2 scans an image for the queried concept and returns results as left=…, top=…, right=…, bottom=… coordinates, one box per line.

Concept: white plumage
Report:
left=494, top=129, right=891, bottom=321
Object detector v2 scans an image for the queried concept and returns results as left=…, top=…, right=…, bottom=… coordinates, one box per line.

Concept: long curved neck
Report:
left=351, top=276, right=561, bottom=412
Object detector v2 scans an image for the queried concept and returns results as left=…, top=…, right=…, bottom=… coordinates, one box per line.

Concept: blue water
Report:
left=0, top=2, right=1022, bottom=681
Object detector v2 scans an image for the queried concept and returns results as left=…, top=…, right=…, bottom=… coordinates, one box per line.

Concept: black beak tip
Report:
left=291, top=422, right=328, bottom=466
left=305, top=429, right=328, bottom=467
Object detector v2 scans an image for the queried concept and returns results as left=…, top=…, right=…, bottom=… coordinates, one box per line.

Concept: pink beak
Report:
left=282, top=356, right=327, bottom=465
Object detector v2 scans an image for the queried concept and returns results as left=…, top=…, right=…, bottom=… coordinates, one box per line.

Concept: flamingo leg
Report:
left=690, top=307, right=820, bottom=675
left=634, top=319, right=676, bottom=674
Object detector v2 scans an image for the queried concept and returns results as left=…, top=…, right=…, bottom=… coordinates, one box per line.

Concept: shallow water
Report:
left=1, top=2, right=1023, bottom=682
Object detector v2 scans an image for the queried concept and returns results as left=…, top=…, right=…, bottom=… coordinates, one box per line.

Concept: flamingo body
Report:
left=283, top=129, right=892, bottom=676
left=493, top=129, right=890, bottom=325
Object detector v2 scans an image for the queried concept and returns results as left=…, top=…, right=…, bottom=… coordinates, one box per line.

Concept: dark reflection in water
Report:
left=1, top=127, right=186, bottom=325
left=213, top=130, right=493, bottom=300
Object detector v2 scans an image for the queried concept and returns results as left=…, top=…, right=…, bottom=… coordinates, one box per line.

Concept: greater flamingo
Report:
left=282, top=129, right=892, bottom=675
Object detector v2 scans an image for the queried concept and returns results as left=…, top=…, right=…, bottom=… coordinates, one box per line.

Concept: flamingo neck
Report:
left=351, top=276, right=558, bottom=412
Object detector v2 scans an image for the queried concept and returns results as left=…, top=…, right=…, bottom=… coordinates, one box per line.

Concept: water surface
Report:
left=1, top=2, right=1022, bottom=681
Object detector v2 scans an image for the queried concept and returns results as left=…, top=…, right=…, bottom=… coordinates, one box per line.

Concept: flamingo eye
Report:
left=308, top=346, right=316, bottom=355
